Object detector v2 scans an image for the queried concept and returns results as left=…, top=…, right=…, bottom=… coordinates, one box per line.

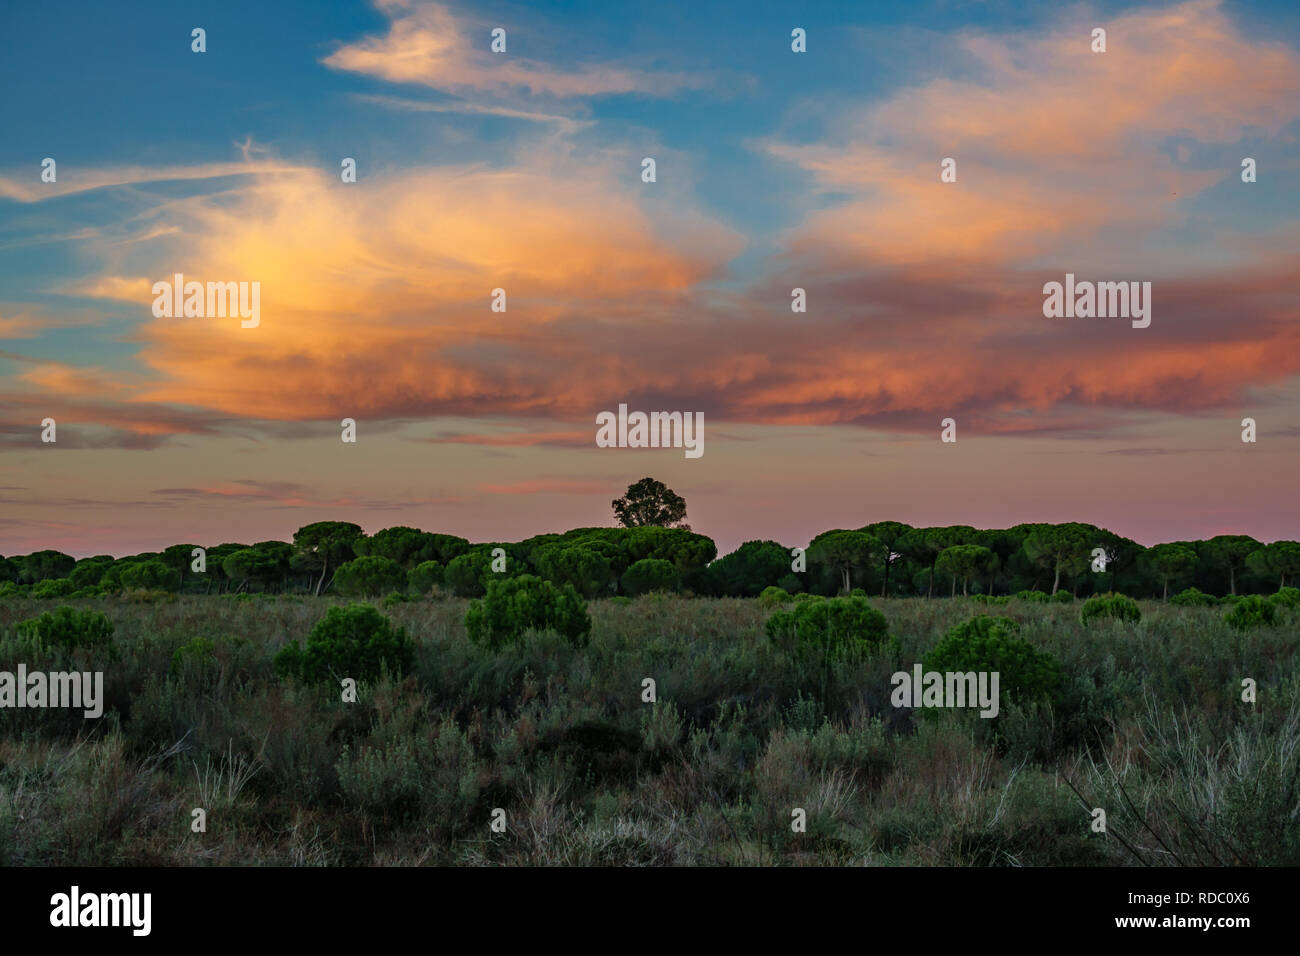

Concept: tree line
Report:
left=2, top=519, right=1297, bottom=601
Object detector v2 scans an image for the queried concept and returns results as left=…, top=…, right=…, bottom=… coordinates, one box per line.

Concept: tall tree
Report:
left=612, top=478, right=689, bottom=528
left=1024, top=523, right=1093, bottom=595
left=808, top=530, right=878, bottom=595
left=936, top=544, right=996, bottom=596
left=861, top=521, right=913, bottom=597
left=1147, top=543, right=1198, bottom=600
left=1246, top=541, right=1300, bottom=590
left=1201, top=535, right=1260, bottom=595
left=293, top=521, right=364, bottom=595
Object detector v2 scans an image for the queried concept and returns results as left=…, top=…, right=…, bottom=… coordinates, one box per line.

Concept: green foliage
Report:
left=407, top=560, right=444, bottom=595
left=620, top=558, right=678, bottom=596
left=611, top=477, right=689, bottom=528
left=1016, top=590, right=1049, bottom=602
left=119, top=559, right=174, bottom=591
left=971, top=594, right=1011, bottom=605
left=1272, top=586, right=1300, bottom=609
left=758, top=585, right=791, bottom=609
left=807, top=530, right=878, bottom=595
left=443, top=551, right=486, bottom=597
left=16, top=606, right=116, bottom=659
left=16, top=550, right=76, bottom=584
left=464, top=574, right=591, bottom=650
left=765, top=595, right=890, bottom=662
left=1224, top=595, right=1278, bottom=631
left=536, top=545, right=612, bottom=598
left=1050, top=590, right=1075, bottom=603
left=922, top=615, right=1063, bottom=709
left=170, top=637, right=219, bottom=688
left=274, top=603, right=414, bottom=683
left=1169, top=587, right=1216, bottom=607
left=1081, top=592, right=1141, bottom=625
left=333, top=556, right=407, bottom=597
left=31, top=578, right=76, bottom=599
left=708, top=540, right=790, bottom=597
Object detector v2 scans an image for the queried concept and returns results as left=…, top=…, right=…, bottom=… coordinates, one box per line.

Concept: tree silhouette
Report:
left=612, top=478, right=689, bottom=528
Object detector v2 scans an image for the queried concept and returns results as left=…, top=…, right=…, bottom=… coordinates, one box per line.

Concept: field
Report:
left=1, top=593, right=1296, bottom=867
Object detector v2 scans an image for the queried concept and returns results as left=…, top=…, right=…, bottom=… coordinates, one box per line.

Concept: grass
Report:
left=0, top=593, right=1295, bottom=866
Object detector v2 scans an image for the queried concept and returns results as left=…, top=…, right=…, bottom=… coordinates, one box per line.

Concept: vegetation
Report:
left=0, top=591, right=1293, bottom=866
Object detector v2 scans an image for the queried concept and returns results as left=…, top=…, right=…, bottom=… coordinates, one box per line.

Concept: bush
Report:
left=407, top=560, right=444, bottom=595
left=464, top=574, right=591, bottom=650
left=1050, top=590, right=1075, bottom=603
left=274, top=603, right=414, bottom=683
left=757, top=586, right=791, bottom=609
left=793, top=592, right=824, bottom=604
left=620, top=559, right=678, bottom=596
left=1271, top=586, right=1300, bottom=609
left=971, top=594, right=1010, bottom=605
left=30, top=578, right=76, bottom=599
left=1170, top=587, right=1216, bottom=607
left=1224, top=595, right=1277, bottom=631
left=170, top=637, right=219, bottom=688
left=922, top=616, right=1063, bottom=710
left=765, top=595, right=889, bottom=662
left=1016, top=590, right=1049, bottom=603
left=333, top=556, right=407, bottom=597
left=16, top=606, right=115, bottom=657
left=1080, top=592, right=1141, bottom=625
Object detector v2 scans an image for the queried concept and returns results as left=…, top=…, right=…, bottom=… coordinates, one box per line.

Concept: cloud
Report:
left=764, top=0, right=1300, bottom=268
left=324, top=0, right=711, bottom=99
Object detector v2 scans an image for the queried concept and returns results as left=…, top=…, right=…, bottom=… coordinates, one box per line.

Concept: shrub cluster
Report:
left=1080, top=592, right=1141, bottom=625
left=274, top=603, right=415, bottom=683
left=464, top=574, right=592, bottom=650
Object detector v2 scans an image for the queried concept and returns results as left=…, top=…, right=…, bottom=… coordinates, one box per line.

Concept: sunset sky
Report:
left=2, top=0, right=1299, bottom=558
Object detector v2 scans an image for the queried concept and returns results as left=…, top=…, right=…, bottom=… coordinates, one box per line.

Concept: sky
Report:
left=1, top=0, right=1298, bottom=558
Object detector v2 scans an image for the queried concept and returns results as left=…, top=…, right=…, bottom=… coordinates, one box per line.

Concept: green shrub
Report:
left=922, top=616, right=1063, bottom=710
left=407, top=560, right=444, bottom=595
left=1016, top=590, right=1049, bottom=603
left=849, top=587, right=867, bottom=598
left=1169, top=587, right=1216, bottom=607
left=464, top=574, right=591, bottom=650
left=16, top=606, right=115, bottom=657
left=1271, top=586, right=1300, bottom=609
left=971, top=594, right=1011, bottom=605
left=170, top=637, right=219, bottom=688
left=758, top=586, right=791, bottom=609
left=765, top=595, right=889, bottom=662
left=274, top=603, right=414, bottom=683
left=30, top=578, right=76, bottom=599
left=333, top=556, right=407, bottom=597
left=1050, top=590, right=1075, bottom=603
left=1224, top=595, right=1277, bottom=631
left=620, top=559, right=678, bottom=596
left=1080, top=592, right=1141, bottom=625
left=0, top=581, right=25, bottom=598
left=793, top=592, right=824, bottom=604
